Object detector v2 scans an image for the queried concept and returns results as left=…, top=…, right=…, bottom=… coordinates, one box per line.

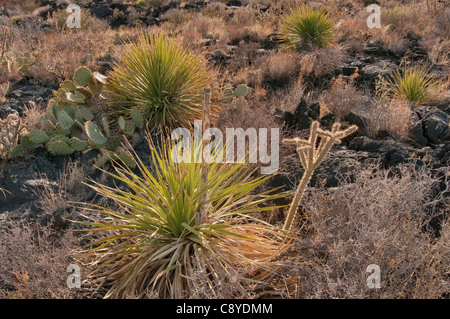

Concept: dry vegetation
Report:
left=292, top=165, right=449, bottom=298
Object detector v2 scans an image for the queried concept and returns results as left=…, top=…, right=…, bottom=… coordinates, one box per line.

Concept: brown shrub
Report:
left=300, top=47, right=346, bottom=78
left=365, top=98, right=414, bottom=141
left=263, top=50, right=298, bottom=87
left=288, top=164, right=449, bottom=298
left=318, top=74, right=368, bottom=119
left=370, top=27, right=410, bottom=56
left=0, top=221, right=80, bottom=299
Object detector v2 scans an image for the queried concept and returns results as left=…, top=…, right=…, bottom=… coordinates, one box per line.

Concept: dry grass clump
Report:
left=0, top=220, right=80, bottom=299
left=35, top=161, right=87, bottom=218
left=365, top=98, right=413, bottom=141
left=177, top=14, right=226, bottom=48
left=31, top=31, right=114, bottom=84
left=263, top=50, right=298, bottom=87
left=290, top=164, right=449, bottom=298
left=300, top=47, right=346, bottom=78
left=160, top=8, right=193, bottom=30
left=369, top=26, right=410, bottom=56
left=334, top=17, right=366, bottom=54
left=216, top=92, right=282, bottom=133
left=382, top=5, right=424, bottom=37
left=319, top=73, right=368, bottom=119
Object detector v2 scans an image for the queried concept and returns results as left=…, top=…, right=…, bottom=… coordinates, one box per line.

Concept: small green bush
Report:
left=387, top=65, right=439, bottom=105
left=279, top=5, right=334, bottom=52
left=108, top=34, right=214, bottom=133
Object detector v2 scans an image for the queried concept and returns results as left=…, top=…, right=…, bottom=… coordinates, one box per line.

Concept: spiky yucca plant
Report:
left=108, top=34, right=214, bottom=133
left=279, top=5, right=334, bottom=52
left=78, top=138, right=286, bottom=298
left=387, top=65, right=439, bottom=105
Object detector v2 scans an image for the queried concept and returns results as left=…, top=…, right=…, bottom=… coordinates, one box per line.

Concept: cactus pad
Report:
left=130, top=109, right=144, bottom=129
left=85, top=121, right=107, bottom=145
left=48, top=140, right=75, bottom=156
left=29, top=130, right=49, bottom=144
left=74, top=66, right=93, bottom=87
left=70, top=137, right=88, bottom=152
left=234, top=84, right=251, bottom=98
left=57, top=110, right=75, bottom=130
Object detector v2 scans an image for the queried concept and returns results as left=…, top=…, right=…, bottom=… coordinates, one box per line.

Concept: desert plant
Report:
left=387, top=65, right=439, bottom=105
left=108, top=34, right=214, bottom=133
left=76, top=138, right=286, bottom=298
left=222, top=84, right=252, bottom=103
left=0, top=80, right=9, bottom=104
left=282, top=121, right=357, bottom=232
left=1, top=52, right=37, bottom=76
left=0, top=113, right=27, bottom=159
left=319, top=73, right=367, bottom=119
left=13, top=66, right=140, bottom=167
left=279, top=5, right=334, bottom=52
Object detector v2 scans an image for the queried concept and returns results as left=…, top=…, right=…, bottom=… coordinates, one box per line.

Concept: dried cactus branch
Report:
left=282, top=121, right=357, bottom=232
left=0, top=114, right=27, bottom=159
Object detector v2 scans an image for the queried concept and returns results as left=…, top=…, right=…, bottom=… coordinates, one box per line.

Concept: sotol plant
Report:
left=77, top=139, right=286, bottom=298
left=108, top=34, right=214, bottom=133
left=387, top=65, right=440, bottom=105
left=279, top=5, right=334, bottom=52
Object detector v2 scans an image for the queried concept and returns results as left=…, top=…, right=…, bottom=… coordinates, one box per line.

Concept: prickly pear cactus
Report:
left=13, top=66, right=146, bottom=169
left=85, top=121, right=107, bottom=145
left=74, top=66, right=93, bottom=87
left=222, top=84, right=252, bottom=103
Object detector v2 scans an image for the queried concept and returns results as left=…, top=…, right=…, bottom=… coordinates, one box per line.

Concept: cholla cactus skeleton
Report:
left=283, top=121, right=357, bottom=232
left=0, top=114, right=27, bottom=158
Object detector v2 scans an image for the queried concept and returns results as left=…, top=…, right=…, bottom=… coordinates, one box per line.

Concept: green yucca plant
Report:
left=77, top=138, right=286, bottom=298
left=108, top=34, right=214, bottom=133
left=279, top=5, right=334, bottom=52
left=387, top=65, right=439, bottom=105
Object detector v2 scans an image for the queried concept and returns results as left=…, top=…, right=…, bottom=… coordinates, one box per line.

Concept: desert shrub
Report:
left=299, top=47, right=346, bottom=78
left=141, top=0, right=168, bottom=8
left=160, top=9, right=192, bottom=29
left=263, top=50, right=298, bottom=87
left=279, top=5, right=334, bottom=52
left=387, top=65, right=440, bottom=105
left=319, top=74, right=367, bottom=119
left=291, top=165, right=449, bottom=298
left=370, top=27, right=411, bottom=56
left=77, top=138, right=286, bottom=298
left=108, top=34, right=215, bottom=133
left=0, top=221, right=79, bottom=299
left=365, top=98, right=413, bottom=141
